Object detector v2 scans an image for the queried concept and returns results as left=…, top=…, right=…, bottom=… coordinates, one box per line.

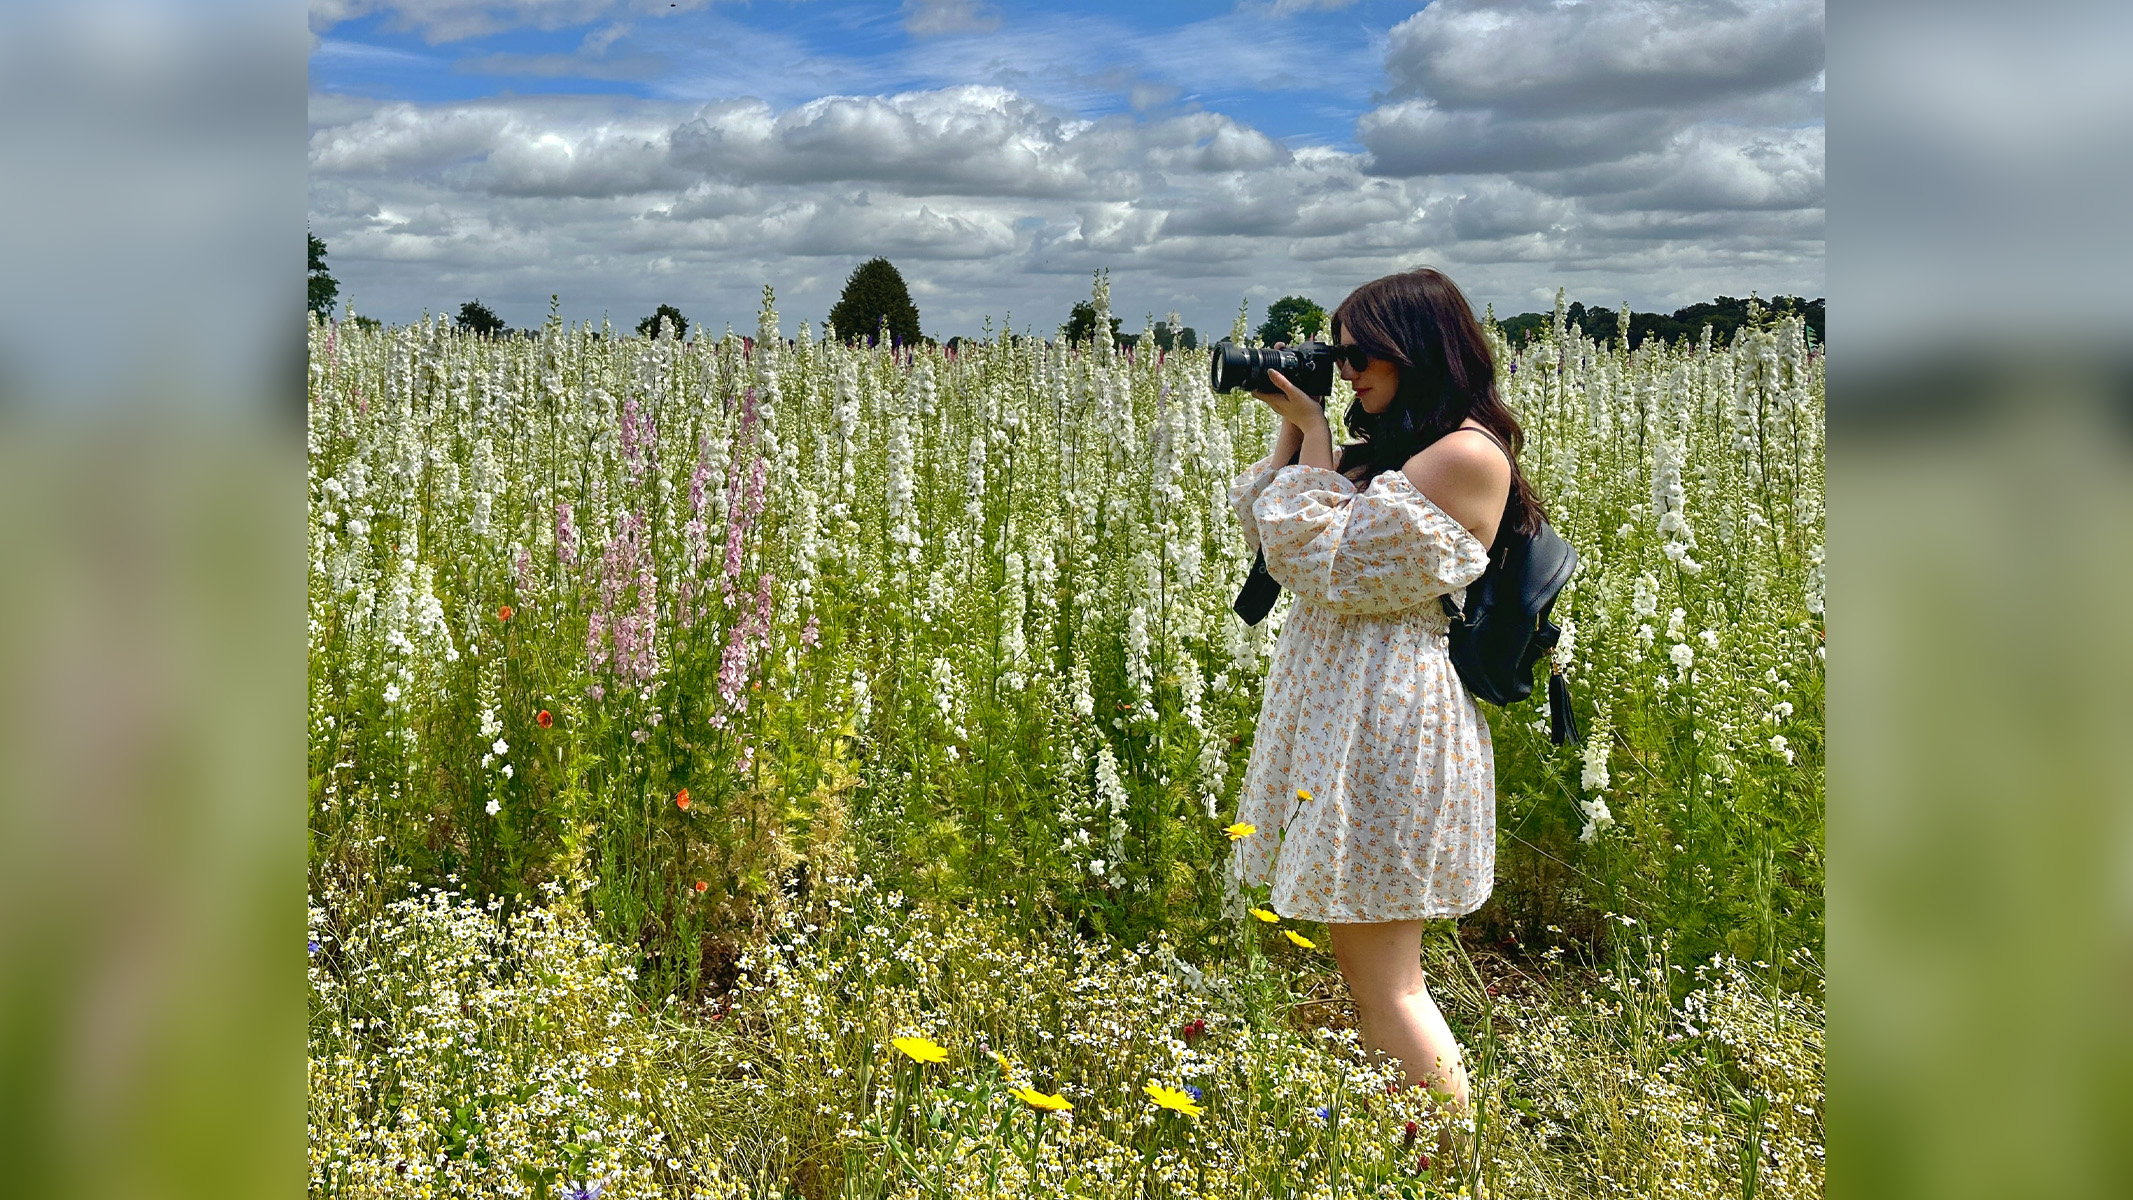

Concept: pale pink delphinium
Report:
left=619, top=397, right=657, bottom=484
left=588, top=509, right=659, bottom=685
left=555, top=501, right=578, bottom=567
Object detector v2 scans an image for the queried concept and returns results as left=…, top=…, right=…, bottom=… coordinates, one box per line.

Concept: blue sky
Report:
left=308, top=0, right=1824, bottom=338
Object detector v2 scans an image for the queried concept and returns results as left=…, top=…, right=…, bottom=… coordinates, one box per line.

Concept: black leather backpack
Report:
left=1439, top=504, right=1580, bottom=745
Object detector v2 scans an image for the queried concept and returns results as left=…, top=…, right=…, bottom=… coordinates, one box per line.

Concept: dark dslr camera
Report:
left=1208, top=339, right=1356, bottom=400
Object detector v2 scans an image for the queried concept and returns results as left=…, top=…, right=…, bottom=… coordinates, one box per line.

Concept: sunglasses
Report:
left=1329, top=343, right=1374, bottom=372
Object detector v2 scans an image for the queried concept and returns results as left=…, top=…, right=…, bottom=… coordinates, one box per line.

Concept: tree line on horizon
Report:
left=307, top=235, right=1822, bottom=353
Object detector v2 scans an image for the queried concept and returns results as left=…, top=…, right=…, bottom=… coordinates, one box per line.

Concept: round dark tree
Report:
left=636, top=303, right=689, bottom=340
left=456, top=299, right=507, bottom=337
left=1256, top=294, right=1327, bottom=345
left=827, top=258, right=922, bottom=346
left=1062, top=301, right=1123, bottom=348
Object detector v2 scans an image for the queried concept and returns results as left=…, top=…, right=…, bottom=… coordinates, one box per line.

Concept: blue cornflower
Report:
left=308, top=939, right=320, bottom=954
left=1314, top=1105, right=1332, bottom=1121
left=566, top=1177, right=609, bottom=1200
left=1183, top=1085, right=1202, bottom=1102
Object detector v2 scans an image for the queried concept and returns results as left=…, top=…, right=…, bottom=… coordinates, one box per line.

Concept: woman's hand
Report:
left=1251, top=346, right=1327, bottom=430
left=1253, top=346, right=1337, bottom=471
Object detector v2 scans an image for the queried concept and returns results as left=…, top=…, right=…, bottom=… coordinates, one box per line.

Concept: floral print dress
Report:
left=1225, top=452, right=1497, bottom=923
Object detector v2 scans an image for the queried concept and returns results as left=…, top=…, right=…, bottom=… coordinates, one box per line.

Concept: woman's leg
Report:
left=1326, top=920, right=1470, bottom=1110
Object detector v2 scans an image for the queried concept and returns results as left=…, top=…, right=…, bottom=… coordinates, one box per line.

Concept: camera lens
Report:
left=1209, top=341, right=1256, bottom=394
left=1209, top=340, right=1336, bottom=398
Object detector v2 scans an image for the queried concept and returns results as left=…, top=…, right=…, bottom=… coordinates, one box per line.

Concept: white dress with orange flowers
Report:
left=1225, top=452, right=1497, bottom=923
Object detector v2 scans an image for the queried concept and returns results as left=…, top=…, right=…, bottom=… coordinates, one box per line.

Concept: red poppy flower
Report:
left=676, top=789, right=691, bottom=811
left=693, top=880, right=708, bottom=893
left=536, top=710, right=553, bottom=728
left=498, top=604, right=514, bottom=622
left=1177, top=1018, right=1207, bottom=1046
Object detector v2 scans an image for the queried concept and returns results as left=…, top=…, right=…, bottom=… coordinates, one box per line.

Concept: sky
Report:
left=306, top=0, right=1825, bottom=340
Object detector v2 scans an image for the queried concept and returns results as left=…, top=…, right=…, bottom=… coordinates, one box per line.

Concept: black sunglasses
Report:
left=1329, top=343, right=1374, bottom=372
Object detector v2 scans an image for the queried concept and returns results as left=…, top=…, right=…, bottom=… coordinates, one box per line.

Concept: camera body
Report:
left=1208, top=339, right=1340, bottom=399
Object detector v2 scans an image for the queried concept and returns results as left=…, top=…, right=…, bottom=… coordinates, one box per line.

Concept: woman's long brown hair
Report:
left=1331, top=267, right=1547, bottom=538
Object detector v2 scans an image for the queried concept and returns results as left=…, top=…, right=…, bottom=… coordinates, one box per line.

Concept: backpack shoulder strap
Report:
left=1447, top=422, right=1511, bottom=463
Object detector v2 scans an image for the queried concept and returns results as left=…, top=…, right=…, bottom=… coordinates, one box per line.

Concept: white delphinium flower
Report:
left=1070, top=658, right=1095, bottom=721
left=1123, top=604, right=1153, bottom=710
left=999, top=551, right=1028, bottom=692
left=469, top=435, right=500, bottom=539
left=1579, top=796, right=1614, bottom=843
left=1195, top=734, right=1227, bottom=820
left=486, top=797, right=501, bottom=816
left=884, top=381, right=920, bottom=575
left=832, top=359, right=861, bottom=519
left=1094, top=743, right=1128, bottom=866
left=1631, top=573, right=1658, bottom=621
left=1552, top=615, right=1577, bottom=672
left=850, top=666, right=871, bottom=729
left=929, top=656, right=957, bottom=723
left=412, top=564, right=457, bottom=664
left=1178, top=656, right=1204, bottom=734
left=1804, top=543, right=1826, bottom=616
left=1669, top=641, right=1696, bottom=674
left=964, top=426, right=987, bottom=525
left=1769, top=734, right=1795, bottom=765
left=1666, top=607, right=1687, bottom=643
left=1580, top=724, right=1612, bottom=792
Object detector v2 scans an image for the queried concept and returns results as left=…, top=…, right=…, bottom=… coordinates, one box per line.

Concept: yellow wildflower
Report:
left=1223, top=822, right=1256, bottom=841
left=1009, top=1087, right=1073, bottom=1112
left=891, top=1036, right=948, bottom=1065
left=987, top=1048, right=1021, bottom=1076
left=1248, top=907, right=1280, bottom=924
left=1283, top=929, right=1317, bottom=950
left=1144, top=1082, right=1203, bottom=1118
left=1296, top=788, right=1313, bottom=802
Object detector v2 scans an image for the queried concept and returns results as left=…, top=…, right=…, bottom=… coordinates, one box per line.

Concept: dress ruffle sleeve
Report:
left=1226, top=452, right=1288, bottom=553
left=1252, top=465, right=1492, bottom=616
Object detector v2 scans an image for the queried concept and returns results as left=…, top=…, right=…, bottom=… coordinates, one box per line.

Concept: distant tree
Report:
left=827, top=258, right=922, bottom=346
left=635, top=303, right=689, bottom=340
left=1256, top=295, right=1326, bottom=346
left=1062, top=301, right=1123, bottom=348
left=307, top=232, right=338, bottom=319
left=347, top=314, right=382, bottom=332
left=1178, top=326, right=1198, bottom=350
left=456, top=299, right=507, bottom=337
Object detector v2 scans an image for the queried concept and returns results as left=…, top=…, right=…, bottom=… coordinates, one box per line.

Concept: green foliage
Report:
left=308, top=231, right=339, bottom=319
left=455, top=299, right=507, bottom=337
left=1062, top=301, right=1123, bottom=348
left=828, top=258, right=922, bottom=346
left=1497, top=295, right=1826, bottom=349
left=1256, top=295, right=1326, bottom=346
left=635, top=303, right=690, bottom=341
left=1150, top=321, right=1198, bottom=352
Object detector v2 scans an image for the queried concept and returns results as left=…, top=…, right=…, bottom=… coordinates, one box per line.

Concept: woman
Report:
left=1226, top=267, right=1546, bottom=1112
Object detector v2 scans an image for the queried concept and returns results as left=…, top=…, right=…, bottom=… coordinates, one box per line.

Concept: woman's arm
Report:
left=1254, top=367, right=1335, bottom=470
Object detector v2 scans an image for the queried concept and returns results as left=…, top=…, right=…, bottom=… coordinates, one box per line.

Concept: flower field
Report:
left=308, top=281, right=1824, bottom=1197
